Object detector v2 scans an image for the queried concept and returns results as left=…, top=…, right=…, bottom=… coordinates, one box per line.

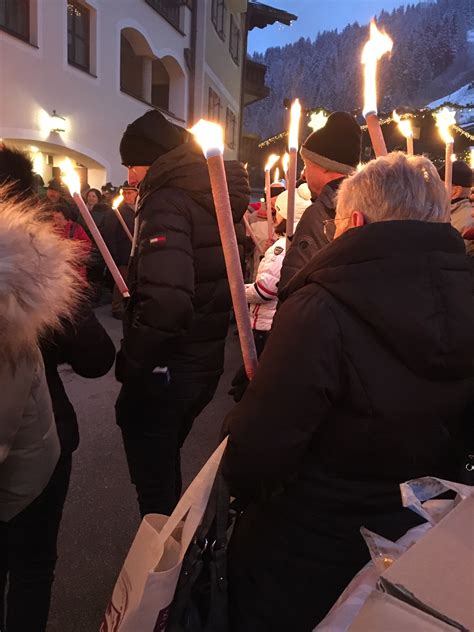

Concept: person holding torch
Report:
left=115, top=110, right=250, bottom=517
left=279, top=111, right=362, bottom=292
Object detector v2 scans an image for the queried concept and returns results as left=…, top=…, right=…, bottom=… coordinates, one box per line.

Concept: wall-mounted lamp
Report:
left=49, top=110, right=67, bottom=133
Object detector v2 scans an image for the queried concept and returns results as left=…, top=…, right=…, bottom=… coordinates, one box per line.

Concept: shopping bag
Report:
left=100, top=438, right=228, bottom=632
left=313, top=477, right=472, bottom=632
left=166, top=463, right=231, bottom=632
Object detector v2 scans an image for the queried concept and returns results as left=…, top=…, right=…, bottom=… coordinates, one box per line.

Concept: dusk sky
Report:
left=248, top=0, right=411, bottom=52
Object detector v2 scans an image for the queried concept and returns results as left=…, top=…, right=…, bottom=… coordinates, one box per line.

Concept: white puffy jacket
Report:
left=245, top=237, right=286, bottom=331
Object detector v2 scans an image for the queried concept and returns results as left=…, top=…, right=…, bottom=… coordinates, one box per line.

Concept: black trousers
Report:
left=0, top=454, right=72, bottom=632
left=116, top=378, right=220, bottom=517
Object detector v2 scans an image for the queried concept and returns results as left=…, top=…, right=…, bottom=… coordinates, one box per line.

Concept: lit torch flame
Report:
left=434, top=108, right=456, bottom=145
left=112, top=191, right=124, bottom=210
left=288, top=99, right=302, bottom=150
left=190, top=119, right=224, bottom=158
left=265, top=154, right=280, bottom=172
left=273, top=167, right=280, bottom=184
left=361, top=21, right=393, bottom=116
left=282, top=153, right=289, bottom=176
left=393, top=110, right=413, bottom=139
left=59, top=158, right=80, bottom=196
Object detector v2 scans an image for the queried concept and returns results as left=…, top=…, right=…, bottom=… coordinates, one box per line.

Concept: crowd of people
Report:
left=0, top=107, right=473, bottom=632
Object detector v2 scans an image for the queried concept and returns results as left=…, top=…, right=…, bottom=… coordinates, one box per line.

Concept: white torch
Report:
left=190, top=120, right=258, bottom=379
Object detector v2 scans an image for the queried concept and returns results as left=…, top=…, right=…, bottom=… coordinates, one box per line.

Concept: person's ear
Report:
left=350, top=211, right=365, bottom=228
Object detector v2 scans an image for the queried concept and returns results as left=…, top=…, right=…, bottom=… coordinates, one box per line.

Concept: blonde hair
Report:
left=336, top=152, right=449, bottom=224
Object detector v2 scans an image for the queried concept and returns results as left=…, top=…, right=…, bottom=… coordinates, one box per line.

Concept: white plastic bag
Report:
left=313, top=477, right=472, bottom=632
left=100, top=438, right=227, bottom=632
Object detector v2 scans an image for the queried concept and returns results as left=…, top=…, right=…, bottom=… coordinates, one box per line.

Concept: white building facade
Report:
left=0, top=0, right=248, bottom=188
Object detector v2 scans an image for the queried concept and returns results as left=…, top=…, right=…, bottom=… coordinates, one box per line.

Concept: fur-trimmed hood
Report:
left=0, top=188, right=82, bottom=361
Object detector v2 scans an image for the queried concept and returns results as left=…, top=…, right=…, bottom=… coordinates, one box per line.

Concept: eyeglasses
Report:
left=322, top=216, right=352, bottom=241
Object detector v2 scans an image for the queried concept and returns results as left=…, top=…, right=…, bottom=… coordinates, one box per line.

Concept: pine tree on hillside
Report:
left=245, top=0, right=474, bottom=139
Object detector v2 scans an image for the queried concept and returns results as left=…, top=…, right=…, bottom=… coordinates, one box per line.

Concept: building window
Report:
left=120, top=33, right=143, bottom=100
left=145, top=0, right=181, bottom=30
left=67, top=1, right=90, bottom=72
left=226, top=108, right=236, bottom=149
left=208, top=88, right=221, bottom=122
left=229, top=15, right=240, bottom=65
left=211, top=0, right=226, bottom=41
left=151, top=58, right=170, bottom=110
left=0, top=0, right=29, bottom=41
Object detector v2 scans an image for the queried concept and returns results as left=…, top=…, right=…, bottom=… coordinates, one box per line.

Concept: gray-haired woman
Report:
left=0, top=188, right=79, bottom=631
left=223, top=153, right=474, bottom=631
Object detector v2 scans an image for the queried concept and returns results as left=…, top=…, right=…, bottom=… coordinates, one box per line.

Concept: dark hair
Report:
left=51, top=203, right=74, bottom=221
left=87, top=188, right=102, bottom=202
left=0, top=146, right=35, bottom=199
left=275, top=219, right=286, bottom=236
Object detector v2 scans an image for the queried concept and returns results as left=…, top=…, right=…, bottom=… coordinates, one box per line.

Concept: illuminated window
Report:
left=208, top=88, right=222, bottom=122
left=229, top=15, right=240, bottom=65
left=226, top=108, right=236, bottom=149
left=211, top=0, right=226, bottom=41
left=68, top=1, right=90, bottom=72
left=0, top=0, right=29, bottom=41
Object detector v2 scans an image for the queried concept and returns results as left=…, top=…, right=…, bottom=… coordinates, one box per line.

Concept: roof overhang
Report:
left=247, top=1, right=297, bottom=31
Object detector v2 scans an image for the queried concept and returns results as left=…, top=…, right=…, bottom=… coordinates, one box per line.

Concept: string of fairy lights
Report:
left=258, top=103, right=474, bottom=149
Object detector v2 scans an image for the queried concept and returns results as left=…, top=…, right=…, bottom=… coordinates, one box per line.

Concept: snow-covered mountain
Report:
left=428, top=83, right=474, bottom=128
left=246, top=0, right=474, bottom=140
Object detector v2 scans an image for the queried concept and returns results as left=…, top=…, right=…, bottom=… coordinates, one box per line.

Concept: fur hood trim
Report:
left=0, top=188, right=82, bottom=360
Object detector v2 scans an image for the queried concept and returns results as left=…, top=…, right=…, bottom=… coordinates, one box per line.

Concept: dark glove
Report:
left=228, top=364, right=249, bottom=403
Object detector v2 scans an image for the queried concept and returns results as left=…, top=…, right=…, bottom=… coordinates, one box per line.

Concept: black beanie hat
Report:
left=438, top=160, right=473, bottom=188
left=270, top=182, right=286, bottom=198
left=301, top=111, right=361, bottom=175
left=120, top=110, right=189, bottom=166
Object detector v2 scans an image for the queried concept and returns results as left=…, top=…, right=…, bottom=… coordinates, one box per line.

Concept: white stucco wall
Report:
left=0, top=0, right=191, bottom=187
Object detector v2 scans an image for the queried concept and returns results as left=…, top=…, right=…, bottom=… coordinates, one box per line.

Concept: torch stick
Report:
left=264, top=154, right=279, bottom=242
left=60, top=160, right=130, bottom=297
left=191, top=121, right=258, bottom=379
left=445, top=142, right=454, bottom=195
left=282, top=153, right=289, bottom=185
left=286, top=99, right=302, bottom=247
left=434, top=108, right=457, bottom=196
left=112, top=192, right=133, bottom=243
left=393, top=110, right=414, bottom=156
left=243, top=215, right=264, bottom=255
left=361, top=21, right=393, bottom=158
left=365, top=112, right=388, bottom=158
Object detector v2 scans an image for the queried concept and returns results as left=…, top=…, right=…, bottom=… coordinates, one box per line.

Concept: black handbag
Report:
left=166, top=464, right=231, bottom=632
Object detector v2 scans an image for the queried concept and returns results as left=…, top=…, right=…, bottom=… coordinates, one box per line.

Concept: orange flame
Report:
left=288, top=99, right=302, bottom=150
left=265, top=154, right=280, bottom=172
left=190, top=119, right=224, bottom=157
left=361, top=21, right=393, bottom=116
left=434, top=108, right=456, bottom=145
left=112, top=191, right=124, bottom=210
left=393, top=110, right=413, bottom=139
left=59, top=158, right=80, bottom=196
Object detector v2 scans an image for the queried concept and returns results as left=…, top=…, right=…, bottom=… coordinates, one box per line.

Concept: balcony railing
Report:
left=145, top=0, right=182, bottom=30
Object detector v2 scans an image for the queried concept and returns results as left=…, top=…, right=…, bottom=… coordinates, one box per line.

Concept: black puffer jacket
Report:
left=278, top=178, right=342, bottom=294
left=117, top=141, right=249, bottom=382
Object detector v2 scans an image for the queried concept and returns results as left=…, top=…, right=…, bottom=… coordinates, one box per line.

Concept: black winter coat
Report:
left=118, top=141, right=249, bottom=383
left=41, top=309, right=116, bottom=453
left=278, top=178, right=342, bottom=294
left=224, top=221, right=474, bottom=630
